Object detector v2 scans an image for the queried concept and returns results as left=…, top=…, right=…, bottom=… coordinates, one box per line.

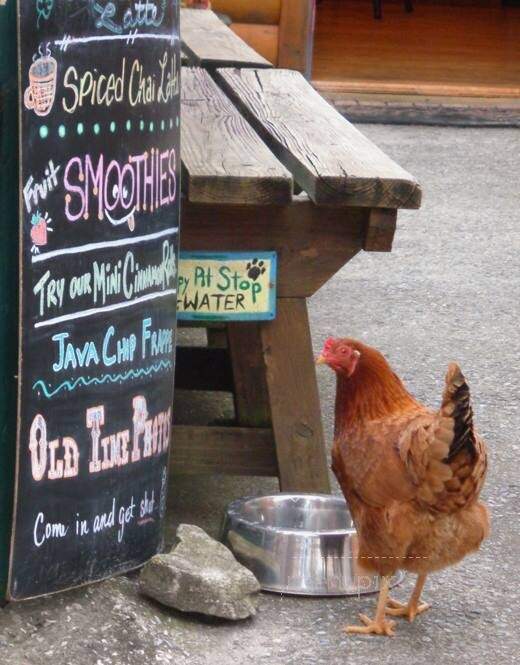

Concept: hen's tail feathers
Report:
left=440, top=363, right=477, bottom=462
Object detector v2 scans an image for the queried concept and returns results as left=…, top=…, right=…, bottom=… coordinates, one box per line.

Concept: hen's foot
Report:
left=344, top=614, right=396, bottom=637
left=385, top=598, right=430, bottom=622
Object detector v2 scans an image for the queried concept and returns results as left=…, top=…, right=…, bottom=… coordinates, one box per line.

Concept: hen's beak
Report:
left=316, top=354, right=327, bottom=365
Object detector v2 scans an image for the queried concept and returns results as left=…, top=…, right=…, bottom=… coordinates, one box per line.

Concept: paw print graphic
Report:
left=246, top=258, right=266, bottom=281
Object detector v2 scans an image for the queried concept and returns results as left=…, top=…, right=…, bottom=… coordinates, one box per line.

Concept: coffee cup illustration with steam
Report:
left=24, top=44, right=57, bottom=117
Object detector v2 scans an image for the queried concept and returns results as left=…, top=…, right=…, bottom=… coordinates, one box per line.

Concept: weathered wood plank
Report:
left=216, top=68, right=422, bottom=209
left=364, top=208, right=397, bottom=252
left=181, top=67, right=292, bottom=205
left=261, top=299, right=331, bottom=492
left=181, top=8, right=272, bottom=69
left=181, top=198, right=364, bottom=298
left=170, top=425, right=278, bottom=476
left=175, top=346, right=233, bottom=391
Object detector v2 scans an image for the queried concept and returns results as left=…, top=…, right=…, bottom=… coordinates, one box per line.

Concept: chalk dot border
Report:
left=38, top=117, right=179, bottom=139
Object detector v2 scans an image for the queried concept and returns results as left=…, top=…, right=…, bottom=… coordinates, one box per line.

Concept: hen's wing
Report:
left=333, top=414, right=420, bottom=510
left=399, top=363, right=487, bottom=513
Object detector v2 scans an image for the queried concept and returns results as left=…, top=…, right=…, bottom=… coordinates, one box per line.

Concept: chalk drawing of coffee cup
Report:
left=24, top=44, right=57, bottom=117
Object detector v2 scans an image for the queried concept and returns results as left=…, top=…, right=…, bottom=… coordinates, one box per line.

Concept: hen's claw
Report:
left=385, top=597, right=431, bottom=622
left=344, top=613, right=396, bottom=637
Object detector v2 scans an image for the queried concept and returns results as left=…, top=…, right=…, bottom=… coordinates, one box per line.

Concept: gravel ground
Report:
left=1, top=125, right=518, bottom=665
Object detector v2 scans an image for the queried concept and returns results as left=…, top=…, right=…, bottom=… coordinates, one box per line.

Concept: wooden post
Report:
left=278, top=0, right=315, bottom=77
left=261, top=298, right=330, bottom=492
left=227, top=323, right=271, bottom=427
left=206, top=325, right=228, bottom=348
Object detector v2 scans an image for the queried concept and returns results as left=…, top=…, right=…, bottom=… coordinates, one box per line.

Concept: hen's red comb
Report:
left=323, top=337, right=336, bottom=350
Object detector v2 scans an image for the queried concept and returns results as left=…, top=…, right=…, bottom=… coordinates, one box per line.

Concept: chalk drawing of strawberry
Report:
left=30, top=210, right=52, bottom=254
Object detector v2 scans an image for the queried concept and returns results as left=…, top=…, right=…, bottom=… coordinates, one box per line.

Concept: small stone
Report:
left=139, top=524, right=260, bottom=620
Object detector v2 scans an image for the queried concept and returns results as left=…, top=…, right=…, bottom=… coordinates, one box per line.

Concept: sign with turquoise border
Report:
left=178, top=251, right=277, bottom=321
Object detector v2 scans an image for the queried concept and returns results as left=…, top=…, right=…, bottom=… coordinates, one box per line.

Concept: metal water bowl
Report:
left=222, top=493, right=404, bottom=596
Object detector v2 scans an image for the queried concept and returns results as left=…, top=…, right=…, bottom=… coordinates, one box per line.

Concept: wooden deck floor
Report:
left=313, top=0, right=520, bottom=97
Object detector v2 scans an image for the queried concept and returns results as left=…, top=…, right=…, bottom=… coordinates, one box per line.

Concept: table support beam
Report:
left=364, top=208, right=398, bottom=252
left=228, top=323, right=271, bottom=428
left=261, top=298, right=331, bottom=492
left=170, top=425, right=278, bottom=477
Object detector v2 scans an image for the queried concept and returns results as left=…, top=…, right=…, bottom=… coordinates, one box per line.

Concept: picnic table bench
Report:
left=172, top=9, right=421, bottom=492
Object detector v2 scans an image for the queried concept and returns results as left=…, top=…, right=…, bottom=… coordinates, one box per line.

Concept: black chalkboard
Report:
left=9, top=0, right=180, bottom=599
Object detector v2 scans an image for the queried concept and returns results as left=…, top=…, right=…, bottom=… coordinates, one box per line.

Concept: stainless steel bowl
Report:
left=221, top=493, right=404, bottom=596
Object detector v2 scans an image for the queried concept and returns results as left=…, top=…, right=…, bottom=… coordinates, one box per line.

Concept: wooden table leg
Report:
left=206, top=325, right=228, bottom=348
left=227, top=323, right=271, bottom=428
left=261, top=298, right=331, bottom=493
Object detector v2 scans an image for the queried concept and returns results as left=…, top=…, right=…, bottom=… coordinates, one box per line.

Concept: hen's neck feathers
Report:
left=334, top=351, right=419, bottom=434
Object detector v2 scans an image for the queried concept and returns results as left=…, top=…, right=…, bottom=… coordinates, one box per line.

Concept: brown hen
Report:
left=317, top=338, right=489, bottom=637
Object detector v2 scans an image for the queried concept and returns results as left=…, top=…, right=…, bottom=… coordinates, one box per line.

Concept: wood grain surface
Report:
left=181, top=8, right=272, bottom=69
left=181, top=67, right=292, bottom=205
left=181, top=198, right=365, bottom=298
left=170, top=425, right=278, bottom=476
left=216, top=67, right=422, bottom=209
left=261, top=299, right=331, bottom=492
left=364, top=208, right=398, bottom=252
left=227, top=323, right=271, bottom=427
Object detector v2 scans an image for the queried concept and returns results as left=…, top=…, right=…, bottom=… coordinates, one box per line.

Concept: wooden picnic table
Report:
left=172, top=9, right=421, bottom=492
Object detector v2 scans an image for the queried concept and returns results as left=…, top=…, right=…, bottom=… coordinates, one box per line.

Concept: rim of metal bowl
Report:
left=225, top=493, right=355, bottom=538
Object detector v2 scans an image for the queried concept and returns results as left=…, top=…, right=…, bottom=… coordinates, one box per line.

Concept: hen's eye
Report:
left=340, top=348, right=347, bottom=354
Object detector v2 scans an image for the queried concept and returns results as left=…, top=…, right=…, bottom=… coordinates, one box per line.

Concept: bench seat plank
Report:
left=181, top=67, right=293, bottom=205
left=181, top=8, right=272, bottom=69
left=216, top=68, right=422, bottom=209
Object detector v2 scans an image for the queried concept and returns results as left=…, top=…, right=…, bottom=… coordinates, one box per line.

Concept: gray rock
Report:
left=139, top=523, right=260, bottom=620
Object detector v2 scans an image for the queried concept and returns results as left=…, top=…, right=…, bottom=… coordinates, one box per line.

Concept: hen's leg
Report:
left=345, top=575, right=396, bottom=637
left=386, top=573, right=430, bottom=621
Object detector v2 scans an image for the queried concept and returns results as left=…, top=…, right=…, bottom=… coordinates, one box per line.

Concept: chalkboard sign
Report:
left=9, top=0, right=180, bottom=599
